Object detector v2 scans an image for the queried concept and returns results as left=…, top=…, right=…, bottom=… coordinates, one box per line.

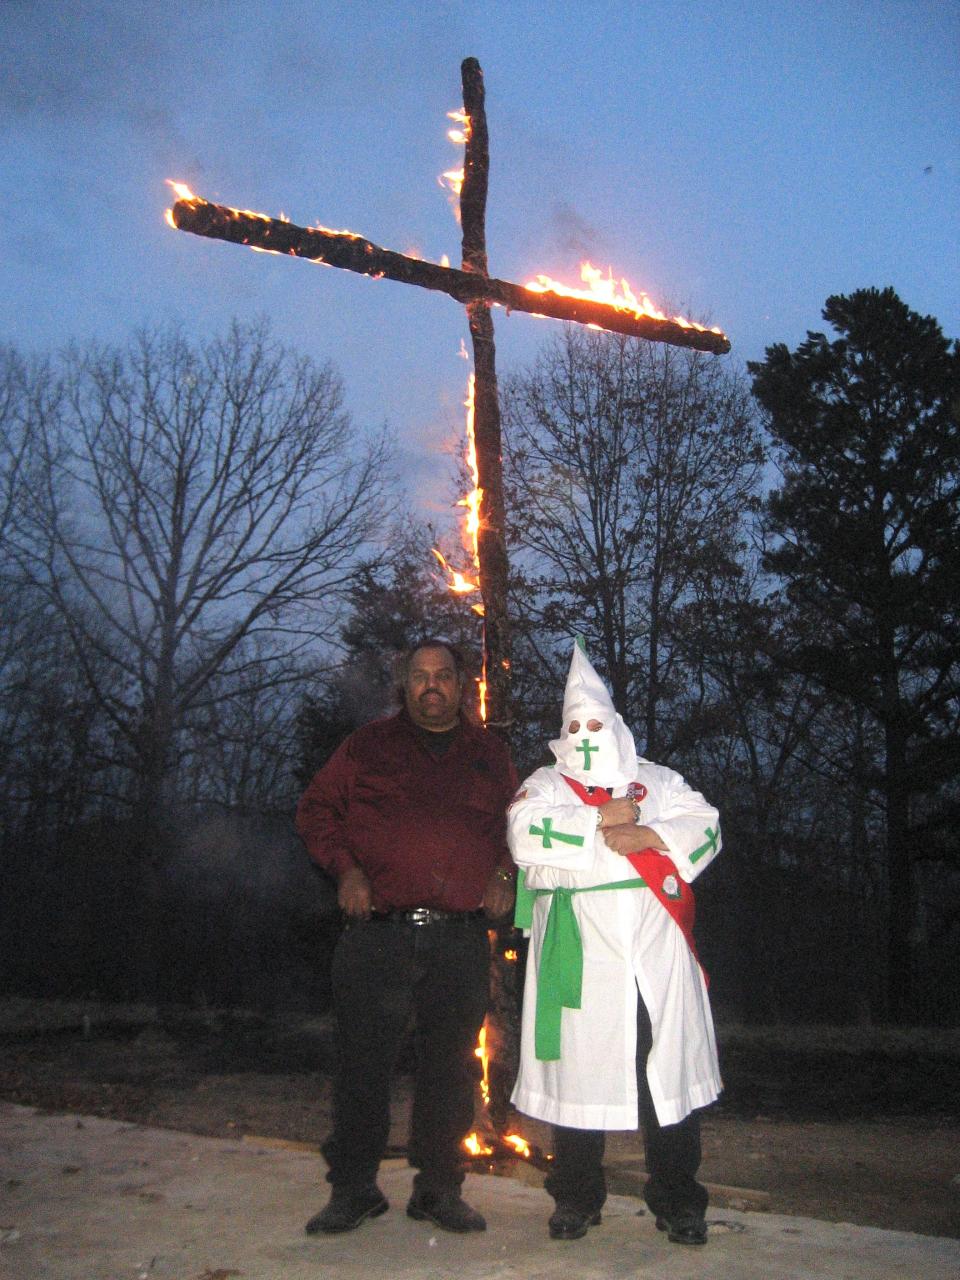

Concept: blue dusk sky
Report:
left=3, top=0, right=957, bottom=524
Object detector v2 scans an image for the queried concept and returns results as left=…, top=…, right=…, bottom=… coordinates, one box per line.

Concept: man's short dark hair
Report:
left=394, top=637, right=468, bottom=700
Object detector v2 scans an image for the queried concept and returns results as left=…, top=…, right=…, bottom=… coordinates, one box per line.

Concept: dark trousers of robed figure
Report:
left=322, top=915, right=489, bottom=1198
left=546, top=992, right=707, bottom=1220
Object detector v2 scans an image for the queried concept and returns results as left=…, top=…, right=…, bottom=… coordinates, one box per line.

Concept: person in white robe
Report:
left=508, top=641, right=722, bottom=1246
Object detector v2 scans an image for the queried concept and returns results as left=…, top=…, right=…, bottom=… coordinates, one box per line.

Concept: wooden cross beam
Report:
left=167, top=198, right=731, bottom=356
left=167, top=58, right=730, bottom=731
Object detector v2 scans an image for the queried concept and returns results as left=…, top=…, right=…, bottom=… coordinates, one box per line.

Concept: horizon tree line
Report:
left=1, top=288, right=956, bottom=1024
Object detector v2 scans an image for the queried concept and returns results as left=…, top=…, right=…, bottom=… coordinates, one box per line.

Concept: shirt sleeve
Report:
left=507, top=768, right=598, bottom=871
left=644, top=765, right=722, bottom=883
left=294, top=738, right=359, bottom=880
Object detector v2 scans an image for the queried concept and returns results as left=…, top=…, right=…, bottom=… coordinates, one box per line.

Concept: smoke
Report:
left=548, top=201, right=605, bottom=262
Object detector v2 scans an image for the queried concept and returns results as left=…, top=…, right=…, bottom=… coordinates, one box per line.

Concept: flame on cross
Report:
left=439, top=109, right=470, bottom=220
left=431, top=370, right=487, bottom=718
left=526, top=260, right=723, bottom=336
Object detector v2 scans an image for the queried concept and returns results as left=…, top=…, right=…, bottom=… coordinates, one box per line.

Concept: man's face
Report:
left=404, top=646, right=463, bottom=731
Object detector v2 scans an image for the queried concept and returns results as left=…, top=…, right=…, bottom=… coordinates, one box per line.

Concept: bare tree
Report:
left=502, top=327, right=764, bottom=759
left=11, top=321, right=391, bottom=843
left=0, top=348, right=107, bottom=839
left=182, top=644, right=311, bottom=814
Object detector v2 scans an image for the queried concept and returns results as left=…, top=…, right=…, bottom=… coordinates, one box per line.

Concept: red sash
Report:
left=561, top=774, right=706, bottom=978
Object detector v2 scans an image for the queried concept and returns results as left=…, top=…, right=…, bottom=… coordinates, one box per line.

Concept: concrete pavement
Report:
left=1, top=1102, right=957, bottom=1280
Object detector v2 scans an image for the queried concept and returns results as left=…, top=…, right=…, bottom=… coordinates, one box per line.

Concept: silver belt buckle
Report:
left=407, top=907, right=433, bottom=926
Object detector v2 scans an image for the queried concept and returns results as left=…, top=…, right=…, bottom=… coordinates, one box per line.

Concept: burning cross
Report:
left=575, top=738, right=600, bottom=769
left=166, top=58, right=730, bottom=731
left=528, top=818, right=585, bottom=850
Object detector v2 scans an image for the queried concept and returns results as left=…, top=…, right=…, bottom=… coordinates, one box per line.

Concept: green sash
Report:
left=514, top=868, right=647, bottom=1060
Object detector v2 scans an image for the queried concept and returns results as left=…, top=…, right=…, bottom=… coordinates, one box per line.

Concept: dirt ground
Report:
left=1, top=1000, right=958, bottom=1240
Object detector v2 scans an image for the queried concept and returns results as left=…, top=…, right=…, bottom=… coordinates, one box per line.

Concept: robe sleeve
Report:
left=643, top=764, right=722, bottom=883
left=507, top=768, right=598, bottom=871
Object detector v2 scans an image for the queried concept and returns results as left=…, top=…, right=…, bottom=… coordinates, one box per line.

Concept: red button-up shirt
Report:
left=296, top=710, right=517, bottom=912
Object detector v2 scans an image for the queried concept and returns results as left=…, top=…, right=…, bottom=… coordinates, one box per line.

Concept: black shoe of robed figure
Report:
left=655, top=1213, right=708, bottom=1246
left=304, top=1186, right=388, bottom=1234
left=548, top=1204, right=602, bottom=1240
left=406, top=1189, right=487, bottom=1233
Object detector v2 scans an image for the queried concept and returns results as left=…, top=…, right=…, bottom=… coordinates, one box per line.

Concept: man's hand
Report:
left=598, top=797, right=636, bottom=827
left=338, top=864, right=373, bottom=919
left=483, top=869, right=515, bottom=919
left=601, top=822, right=668, bottom=857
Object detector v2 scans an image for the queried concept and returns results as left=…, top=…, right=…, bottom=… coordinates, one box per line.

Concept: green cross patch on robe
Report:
left=528, top=817, right=585, bottom=850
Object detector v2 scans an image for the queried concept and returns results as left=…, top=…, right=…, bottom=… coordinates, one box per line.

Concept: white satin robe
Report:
left=509, top=762, right=722, bottom=1129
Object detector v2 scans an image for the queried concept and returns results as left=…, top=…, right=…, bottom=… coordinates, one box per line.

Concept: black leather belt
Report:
left=368, top=907, right=485, bottom=926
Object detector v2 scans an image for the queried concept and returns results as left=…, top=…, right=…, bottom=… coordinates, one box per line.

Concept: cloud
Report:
left=1, top=1, right=175, bottom=122
left=0, top=2, right=340, bottom=180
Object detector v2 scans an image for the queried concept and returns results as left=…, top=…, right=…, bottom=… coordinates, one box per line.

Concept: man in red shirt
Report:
left=296, top=639, right=516, bottom=1236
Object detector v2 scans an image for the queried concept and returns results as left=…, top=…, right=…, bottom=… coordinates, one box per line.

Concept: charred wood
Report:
left=459, top=56, right=512, bottom=736
left=169, top=196, right=731, bottom=355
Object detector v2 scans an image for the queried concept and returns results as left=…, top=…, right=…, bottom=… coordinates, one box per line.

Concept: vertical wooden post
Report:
left=460, top=58, right=519, bottom=1128
left=460, top=57, right=512, bottom=732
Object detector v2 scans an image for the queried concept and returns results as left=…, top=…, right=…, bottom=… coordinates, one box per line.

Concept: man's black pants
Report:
left=321, top=915, right=489, bottom=1196
left=545, top=989, right=708, bottom=1220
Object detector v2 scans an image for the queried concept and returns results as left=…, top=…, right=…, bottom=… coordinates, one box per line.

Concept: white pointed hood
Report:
left=548, top=641, right=640, bottom=787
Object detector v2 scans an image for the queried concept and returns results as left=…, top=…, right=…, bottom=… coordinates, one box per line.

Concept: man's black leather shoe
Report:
left=406, top=1190, right=486, bottom=1233
left=655, top=1213, right=708, bottom=1246
left=305, top=1186, right=388, bottom=1234
left=548, top=1205, right=602, bottom=1240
